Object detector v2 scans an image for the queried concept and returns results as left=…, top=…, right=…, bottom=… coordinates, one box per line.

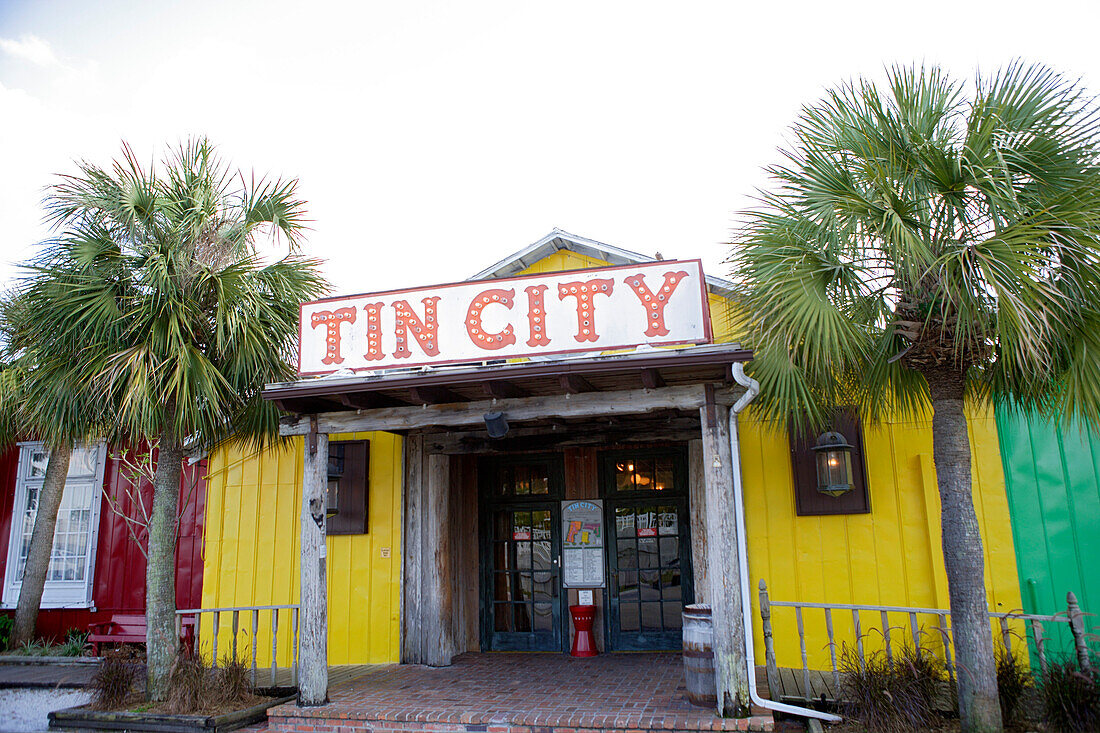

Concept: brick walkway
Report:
left=268, top=653, right=773, bottom=733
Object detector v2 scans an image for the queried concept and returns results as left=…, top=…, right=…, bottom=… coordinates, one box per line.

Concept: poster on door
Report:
left=562, top=500, right=604, bottom=588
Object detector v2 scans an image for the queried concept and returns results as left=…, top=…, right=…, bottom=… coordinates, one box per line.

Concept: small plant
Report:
left=838, top=641, right=945, bottom=733
left=212, top=653, right=254, bottom=706
left=1039, top=660, right=1100, bottom=732
left=57, top=628, right=89, bottom=657
left=163, top=654, right=208, bottom=714
left=16, top=639, right=50, bottom=656
left=0, top=614, right=13, bottom=651
left=88, top=651, right=139, bottom=710
left=995, top=646, right=1033, bottom=724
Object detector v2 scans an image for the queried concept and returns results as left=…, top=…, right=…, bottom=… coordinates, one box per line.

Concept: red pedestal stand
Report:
left=569, top=605, right=598, bottom=657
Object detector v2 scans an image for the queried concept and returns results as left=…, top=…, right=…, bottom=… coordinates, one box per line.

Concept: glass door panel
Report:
left=480, top=455, right=564, bottom=652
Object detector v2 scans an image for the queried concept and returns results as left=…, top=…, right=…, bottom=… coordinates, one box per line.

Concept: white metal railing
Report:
left=757, top=579, right=1087, bottom=703
left=175, top=604, right=300, bottom=688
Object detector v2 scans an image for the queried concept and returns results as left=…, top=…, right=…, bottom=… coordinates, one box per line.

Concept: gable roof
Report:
left=470, top=228, right=736, bottom=299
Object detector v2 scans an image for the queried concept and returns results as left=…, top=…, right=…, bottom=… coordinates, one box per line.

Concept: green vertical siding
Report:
left=995, top=406, right=1100, bottom=662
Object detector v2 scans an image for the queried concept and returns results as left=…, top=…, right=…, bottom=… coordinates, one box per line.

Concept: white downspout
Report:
left=729, top=362, right=842, bottom=723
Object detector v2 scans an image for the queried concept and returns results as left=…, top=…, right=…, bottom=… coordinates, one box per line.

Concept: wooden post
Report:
left=699, top=390, right=750, bottom=717
left=298, top=428, right=329, bottom=706
left=401, top=434, right=425, bottom=663
left=424, top=453, right=456, bottom=666
left=758, top=580, right=780, bottom=702
left=688, top=439, right=708, bottom=604
left=1068, top=592, right=1092, bottom=673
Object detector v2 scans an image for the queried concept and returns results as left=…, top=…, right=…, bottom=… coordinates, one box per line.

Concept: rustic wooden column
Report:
left=699, top=390, right=750, bottom=717
left=688, top=438, right=708, bottom=604
left=298, top=427, right=329, bottom=706
left=401, top=436, right=457, bottom=666
left=401, top=434, right=425, bottom=663
left=424, top=453, right=456, bottom=665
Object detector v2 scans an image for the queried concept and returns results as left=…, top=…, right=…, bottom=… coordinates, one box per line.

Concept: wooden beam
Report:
left=483, top=380, right=528, bottom=399
left=423, top=453, right=456, bottom=666
left=279, top=385, right=726, bottom=436
left=401, top=434, right=425, bottom=663
left=298, top=430, right=329, bottom=705
left=640, top=368, right=666, bottom=389
left=410, top=385, right=468, bottom=405
left=559, top=374, right=597, bottom=394
left=699, top=390, right=750, bottom=716
left=688, top=438, right=707, bottom=605
left=338, top=392, right=412, bottom=410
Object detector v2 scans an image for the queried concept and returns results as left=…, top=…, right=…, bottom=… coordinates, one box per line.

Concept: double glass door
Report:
left=479, top=455, right=565, bottom=651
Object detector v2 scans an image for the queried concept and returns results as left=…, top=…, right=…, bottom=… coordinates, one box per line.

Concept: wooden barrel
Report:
left=682, top=603, right=717, bottom=708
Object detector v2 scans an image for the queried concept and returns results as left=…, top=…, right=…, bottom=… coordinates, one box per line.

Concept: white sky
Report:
left=2, top=0, right=1099, bottom=296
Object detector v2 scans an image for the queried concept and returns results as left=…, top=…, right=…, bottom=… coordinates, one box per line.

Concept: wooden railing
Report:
left=758, top=579, right=1087, bottom=703
left=176, top=604, right=300, bottom=687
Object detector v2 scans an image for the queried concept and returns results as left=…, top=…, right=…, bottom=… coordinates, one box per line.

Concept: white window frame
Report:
left=2, top=442, right=107, bottom=609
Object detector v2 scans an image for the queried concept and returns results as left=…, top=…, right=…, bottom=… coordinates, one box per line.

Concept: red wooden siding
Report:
left=0, top=445, right=206, bottom=643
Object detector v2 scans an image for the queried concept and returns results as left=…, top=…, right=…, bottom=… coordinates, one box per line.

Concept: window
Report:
left=327, top=440, right=369, bottom=535
left=788, top=412, right=870, bottom=516
left=3, top=442, right=107, bottom=608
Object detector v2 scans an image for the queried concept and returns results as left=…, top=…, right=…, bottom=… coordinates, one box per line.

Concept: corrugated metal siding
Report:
left=200, top=433, right=402, bottom=665
left=995, top=407, right=1100, bottom=658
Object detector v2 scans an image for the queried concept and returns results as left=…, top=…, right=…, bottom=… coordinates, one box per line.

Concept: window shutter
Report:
left=788, top=411, right=870, bottom=516
left=327, top=440, right=369, bottom=534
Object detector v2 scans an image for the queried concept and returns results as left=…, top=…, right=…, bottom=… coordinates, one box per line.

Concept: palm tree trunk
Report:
left=146, top=427, right=183, bottom=701
left=927, top=374, right=1002, bottom=733
left=11, top=443, right=72, bottom=647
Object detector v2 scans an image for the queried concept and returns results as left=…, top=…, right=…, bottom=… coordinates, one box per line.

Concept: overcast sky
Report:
left=2, top=1, right=1099, bottom=296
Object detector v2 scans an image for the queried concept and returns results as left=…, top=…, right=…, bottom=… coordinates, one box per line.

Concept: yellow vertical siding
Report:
left=741, top=409, right=1025, bottom=668
left=200, top=432, right=402, bottom=665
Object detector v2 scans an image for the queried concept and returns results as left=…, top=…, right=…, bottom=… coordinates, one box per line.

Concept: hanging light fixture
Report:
left=811, top=431, right=855, bottom=497
left=483, top=411, right=509, bottom=439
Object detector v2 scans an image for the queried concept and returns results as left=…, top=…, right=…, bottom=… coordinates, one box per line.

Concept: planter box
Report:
left=48, top=688, right=295, bottom=733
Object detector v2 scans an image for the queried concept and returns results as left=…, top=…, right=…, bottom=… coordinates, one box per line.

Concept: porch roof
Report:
left=263, top=342, right=752, bottom=416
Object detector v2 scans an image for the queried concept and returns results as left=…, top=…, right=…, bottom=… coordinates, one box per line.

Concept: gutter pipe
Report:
left=729, top=362, right=842, bottom=723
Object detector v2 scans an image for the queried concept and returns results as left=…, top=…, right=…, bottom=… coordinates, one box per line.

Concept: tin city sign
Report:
left=298, top=260, right=713, bottom=375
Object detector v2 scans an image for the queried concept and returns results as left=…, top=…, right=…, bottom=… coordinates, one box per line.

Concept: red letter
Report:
left=466, top=288, right=517, bottom=350
left=363, top=302, right=384, bottom=361
left=524, top=284, right=551, bottom=347
left=625, top=270, right=689, bottom=337
left=392, top=297, right=440, bottom=359
left=310, top=307, right=356, bottom=365
left=557, top=278, right=614, bottom=343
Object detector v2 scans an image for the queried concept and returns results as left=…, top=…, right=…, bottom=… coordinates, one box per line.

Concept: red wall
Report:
left=0, top=446, right=207, bottom=643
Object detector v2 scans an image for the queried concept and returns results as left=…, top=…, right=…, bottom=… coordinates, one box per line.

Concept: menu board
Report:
left=562, top=500, right=604, bottom=588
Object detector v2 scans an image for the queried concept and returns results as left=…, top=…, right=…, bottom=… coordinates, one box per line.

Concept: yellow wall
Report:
left=200, top=431, right=402, bottom=666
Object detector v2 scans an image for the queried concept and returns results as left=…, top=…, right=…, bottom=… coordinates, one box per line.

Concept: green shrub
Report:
left=0, top=615, right=12, bottom=651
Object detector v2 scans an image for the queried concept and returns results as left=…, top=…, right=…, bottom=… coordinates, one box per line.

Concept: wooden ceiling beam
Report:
left=640, top=368, right=666, bottom=390
left=483, top=380, right=529, bottom=399
left=559, top=374, right=597, bottom=394
left=409, top=385, right=468, bottom=405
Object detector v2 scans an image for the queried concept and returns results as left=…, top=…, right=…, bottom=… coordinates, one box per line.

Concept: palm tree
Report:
left=729, top=63, right=1100, bottom=733
left=0, top=294, right=105, bottom=648
left=25, top=139, right=327, bottom=699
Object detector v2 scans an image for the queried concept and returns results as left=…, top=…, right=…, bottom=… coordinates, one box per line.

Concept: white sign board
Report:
left=562, top=499, right=605, bottom=588
left=298, top=260, right=712, bottom=376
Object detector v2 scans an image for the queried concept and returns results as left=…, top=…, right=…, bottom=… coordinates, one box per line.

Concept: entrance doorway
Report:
left=602, top=448, right=693, bottom=651
left=479, top=454, right=565, bottom=651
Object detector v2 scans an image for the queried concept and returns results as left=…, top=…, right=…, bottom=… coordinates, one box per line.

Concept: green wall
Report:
left=995, top=406, right=1100, bottom=662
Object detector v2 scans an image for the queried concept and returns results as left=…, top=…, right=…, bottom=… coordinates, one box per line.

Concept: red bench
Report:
left=87, top=613, right=197, bottom=657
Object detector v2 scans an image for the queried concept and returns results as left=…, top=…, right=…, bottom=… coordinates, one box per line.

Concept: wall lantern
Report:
left=484, top=411, right=509, bottom=439
left=812, top=431, right=855, bottom=497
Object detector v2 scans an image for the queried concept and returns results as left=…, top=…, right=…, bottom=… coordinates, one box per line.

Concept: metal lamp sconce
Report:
left=484, top=411, right=509, bottom=439
left=812, top=431, right=855, bottom=497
